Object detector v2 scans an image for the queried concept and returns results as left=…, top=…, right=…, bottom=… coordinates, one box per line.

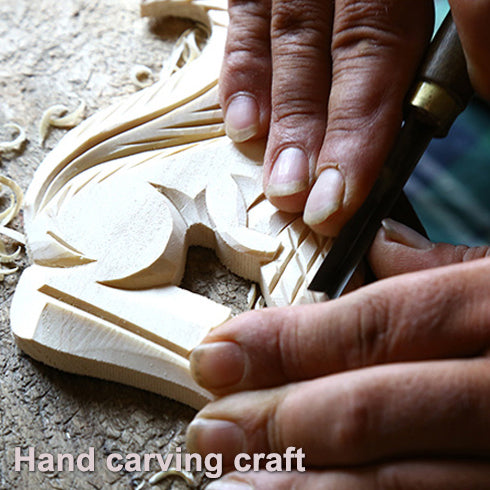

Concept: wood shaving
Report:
left=0, top=226, right=25, bottom=245
left=247, top=283, right=259, bottom=309
left=0, top=242, right=19, bottom=280
left=148, top=469, right=196, bottom=486
left=0, top=266, right=18, bottom=280
left=0, top=174, right=25, bottom=280
left=0, top=123, right=27, bottom=153
left=131, top=64, right=154, bottom=88
left=160, top=26, right=206, bottom=81
left=0, top=246, right=20, bottom=263
left=254, top=295, right=266, bottom=310
left=0, top=175, right=23, bottom=227
left=39, top=101, right=86, bottom=145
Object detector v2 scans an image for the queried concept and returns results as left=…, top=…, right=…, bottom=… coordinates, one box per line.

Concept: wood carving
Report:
left=10, top=0, right=329, bottom=409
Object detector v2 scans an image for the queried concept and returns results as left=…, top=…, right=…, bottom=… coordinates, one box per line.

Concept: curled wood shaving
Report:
left=247, top=283, right=259, bottom=309
left=148, top=469, right=196, bottom=487
left=0, top=226, right=25, bottom=245
left=0, top=242, right=19, bottom=280
left=0, top=174, right=25, bottom=280
left=0, top=174, right=23, bottom=226
left=131, top=64, right=154, bottom=88
left=160, top=26, right=206, bottom=81
left=0, top=245, right=20, bottom=263
left=0, top=123, right=27, bottom=153
left=39, top=101, right=86, bottom=145
left=254, top=295, right=266, bottom=310
left=0, top=266, right=18, bottom=280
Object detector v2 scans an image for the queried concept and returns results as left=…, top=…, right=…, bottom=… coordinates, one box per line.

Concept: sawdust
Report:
left=0, top=1, right=249, bottom=488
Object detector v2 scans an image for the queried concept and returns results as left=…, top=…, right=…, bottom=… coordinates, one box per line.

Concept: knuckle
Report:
left=229, top=0, right=270, bottom=20
left=271, top=2, right=331, bottom=56
left=222, top=32, right=271, bottom=92
left=326, top=62, right=400, bottom=134
left=225, top=21, right=270, bottom=59
left=461, top=245, right=490, bottom=262
left=272, top=37, right=326, bottom=61
left=272, top=92, right=325, bottom=126
left=276, top=308, right=309, bottom=380
left=347, top=280, right=453, bottom=366
left=332, top=0, right=430, bottom=62
left=331, top=387, right=372, bottom=457
left=346, top=291, right=391, bottom=367
left=387, top=275, right=457, bottom=349
left=333, top=32, right=395, bottom=63
left=224, top=44, right=268, bottom=73
left=242, top=308, right=294, bottom=376
left=255, top=307, right=310, bottom=382
left=326, top=94, right=388, bottom=133
left=272, top=2, right=330, bottom=40
left=334, top=1, right=408, bottom=49
left=225, top=2, right=271, bottom=63
left=265, top=387, right=291, bottom=452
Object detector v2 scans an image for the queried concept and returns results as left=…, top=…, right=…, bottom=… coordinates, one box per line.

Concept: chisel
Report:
left=308, top=12, right=474, bottom=298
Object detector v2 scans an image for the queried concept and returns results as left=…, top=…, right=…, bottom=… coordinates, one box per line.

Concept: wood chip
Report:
left=0, top=174, right=23, bottom=226
left=0, top=123, right=27, bottom=153
left=148, top=469, right=196, bottom=486
left=39, top=101, right=86, bottom=145
left=131, top=64, right=154, bottom=88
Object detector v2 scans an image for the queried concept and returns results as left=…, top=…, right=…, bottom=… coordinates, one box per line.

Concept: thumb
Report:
left=369, top=218, right=490, bottom=279
left=449, top=0, right=490, bottom=100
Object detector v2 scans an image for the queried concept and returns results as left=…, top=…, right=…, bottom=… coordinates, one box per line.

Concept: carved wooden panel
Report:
left=11, top=0, right=329, bottom=408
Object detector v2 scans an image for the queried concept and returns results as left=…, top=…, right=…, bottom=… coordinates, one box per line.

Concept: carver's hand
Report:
left=220, top=0, right=490, bottom=236
left=186, top=221, right=490, bottom=488
left=449, top=0, right=490, bottom=101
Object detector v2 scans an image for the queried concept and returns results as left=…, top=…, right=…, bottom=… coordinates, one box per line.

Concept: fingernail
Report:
left=225, top=94, right=259, bottom=143
left=303, top=167, right=345, bottom=226
left=382, top=218, right=434, bottom=250
left=206, top=479, right=253, bottom=490
left=186, top=419, right=245, bottom=463
left=190, top=342, right=245, bottom=389
left=266, top=147, right=309, bottom=198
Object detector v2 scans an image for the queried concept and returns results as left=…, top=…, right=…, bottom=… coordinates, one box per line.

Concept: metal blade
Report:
left=308, top=112, right=436, bottom=298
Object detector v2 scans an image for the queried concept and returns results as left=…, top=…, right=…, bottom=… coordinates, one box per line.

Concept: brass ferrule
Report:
left=409, top=81, right=463, bottom=136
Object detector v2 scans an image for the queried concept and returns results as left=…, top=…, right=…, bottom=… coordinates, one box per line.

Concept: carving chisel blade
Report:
left=308, top=12, right=474, bottom=298
left=308, top=113, right=436, bottom=298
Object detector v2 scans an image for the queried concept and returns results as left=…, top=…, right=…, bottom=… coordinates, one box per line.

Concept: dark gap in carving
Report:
left=149, top=17, right=196, bottom=42
left=180, top=246, right=256, bottom=316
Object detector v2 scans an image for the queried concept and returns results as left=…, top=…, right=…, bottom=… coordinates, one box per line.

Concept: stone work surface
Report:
left=0, top=1, right=250, bottom=488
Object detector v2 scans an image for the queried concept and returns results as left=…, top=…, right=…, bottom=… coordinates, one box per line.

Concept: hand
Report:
left=186, top=220, right=490, bottom=488
left=449, top=0, right=490, bottom=101
left=220, top=0, right=490, bottom=236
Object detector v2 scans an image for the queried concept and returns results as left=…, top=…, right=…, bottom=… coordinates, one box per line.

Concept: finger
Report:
left=190, top=259, right=490, bottom=394
left=187, top=359, right=490, bottom=466
left=262, top=0, right=333, bottom=213
left=206, top=462, right=490, bottom=490
left=220, top=0, right=272, bottom=143
left=449, top=0, right=490, bottom=100
left=369, top=218, right=490, bottom=278
left=303, top=0, right=434, bottom=235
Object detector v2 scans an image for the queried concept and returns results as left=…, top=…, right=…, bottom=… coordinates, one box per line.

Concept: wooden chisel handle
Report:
left=409, top=12, right=474, bottom=137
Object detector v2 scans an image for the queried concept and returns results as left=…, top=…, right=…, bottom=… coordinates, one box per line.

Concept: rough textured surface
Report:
left=0, top=1, right=251, bottom=488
